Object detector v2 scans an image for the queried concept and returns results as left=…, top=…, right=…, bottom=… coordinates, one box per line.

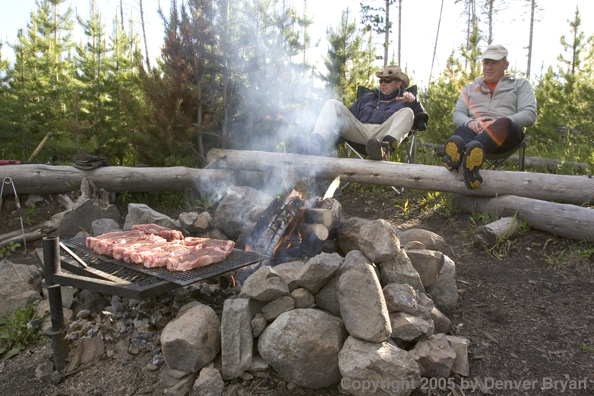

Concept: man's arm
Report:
left=349, top=93, right=398, bottom=124
left=453, top=86, right=473, bottom=128
left=507, top=79, right=537, bottom=128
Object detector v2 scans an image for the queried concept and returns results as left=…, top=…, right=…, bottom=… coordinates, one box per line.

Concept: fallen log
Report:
left=476, top=217, right=520, bottom=247
left=206, top=149, right=594, bottom=205
left=454, top=194, right=594, bottom=242
left=0, top=165, right=286, bottom=196
left=0, top=212, right=65, bottom=249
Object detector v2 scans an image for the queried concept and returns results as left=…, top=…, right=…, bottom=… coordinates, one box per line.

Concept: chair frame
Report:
left=484, top=139, right=526, bottom=171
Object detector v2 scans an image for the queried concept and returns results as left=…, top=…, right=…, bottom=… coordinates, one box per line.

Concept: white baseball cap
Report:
left=483, top=44, right=508, bottom=61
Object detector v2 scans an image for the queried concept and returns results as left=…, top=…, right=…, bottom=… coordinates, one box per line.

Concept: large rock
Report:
left=315, top=251, right=371, bottom=317
left=389, top=312, right=434, bottom=342
left=409, top=333, right=456, bottom=378
left=338, top=263, right=391, bottom=342
left=379, top=250, right=425, bottom=293
left=239, top=266, right=289, bottom=302
left=405, top=250, right=444, bottom=287
left=358, top=219, right=401, bottom=263
left=426, top=255, right=458, bottom=316
left=123, top=203, right=181, bottom=231
left=295, top=252, right=343, bottom=294
left=262, top=296, right=295, bottom=321
left=59, top=199, right=120, bottom=239
left=91, top=218, right=121, bottom=234
left=221, top=299, right=253, bottom=380
left=399, top=229, right=446, bottom=252
left=214, top=186, right=273, bottom=239
left=258, top=309, right=347, bottom=389
left=0, top=261, right=43, bottom=316
left=193, top=366, right=224, bottom=396
left=337, top=217, right=372, bottom=253
left=383, top=283, right=418, bottom=314
left=161, top=302, right=220, bottom=374
left=272, top=261, right=304, bottom=291
left=446, top=335, right=470, bottom=377
left=338, top=336, right=421, bottom=396
left=431, top=307, right=452, bottom=334
left=178, top=211, right=213, bottom=234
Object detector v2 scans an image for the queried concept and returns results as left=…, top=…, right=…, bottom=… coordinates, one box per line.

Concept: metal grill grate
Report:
left=63, top=236, right=268, bottom=286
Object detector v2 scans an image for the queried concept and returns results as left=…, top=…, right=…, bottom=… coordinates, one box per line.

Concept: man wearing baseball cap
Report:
left=301, top=65, right=428, bottom=160
left=442, top=44, right=537, bottom=189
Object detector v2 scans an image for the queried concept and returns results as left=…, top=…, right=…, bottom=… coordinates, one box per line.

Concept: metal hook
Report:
left=0, top=177, right=27, bottom=253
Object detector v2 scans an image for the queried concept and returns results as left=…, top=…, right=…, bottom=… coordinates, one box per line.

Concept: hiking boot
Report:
left=442, top=135, right=465, bottom=172
left=298, top=133, right=325, bottom=156
left=366, top=138, right=392, bottom=161
left=461, top=141, right=485, bottom=189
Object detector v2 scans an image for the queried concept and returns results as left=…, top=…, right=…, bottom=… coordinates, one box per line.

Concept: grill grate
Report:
left=62, top=236, right=268, bottom=286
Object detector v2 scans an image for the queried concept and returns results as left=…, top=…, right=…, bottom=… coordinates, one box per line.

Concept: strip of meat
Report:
left=132, top=224, right=184, bottom=241
left=123, top=241, right=171, bottom=263
left=112, top=235, right=167, bottom=260
left=86, top=230, right=145, bottom=249
left=141, top=243, right=189, bottom=268
left=184, top=237, right=235, bottom=253
left=92, top=231, right=152, bottom=256
left=167, top=245, right=230, bottom=271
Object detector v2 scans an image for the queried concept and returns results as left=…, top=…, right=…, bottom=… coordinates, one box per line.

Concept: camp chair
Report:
left=340, top=85, right=429, bottom=193
left=484, top=138, right=527, bottom=171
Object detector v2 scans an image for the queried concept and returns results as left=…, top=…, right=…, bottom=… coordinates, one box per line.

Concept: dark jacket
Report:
left=349, top=87, right=428, bottom=125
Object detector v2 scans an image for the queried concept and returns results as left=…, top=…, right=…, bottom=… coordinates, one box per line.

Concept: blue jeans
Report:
left=454, top=118, right=524, bottom=154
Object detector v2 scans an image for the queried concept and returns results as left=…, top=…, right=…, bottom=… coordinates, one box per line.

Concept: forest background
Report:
left=0, top=0, right=593, bottom=173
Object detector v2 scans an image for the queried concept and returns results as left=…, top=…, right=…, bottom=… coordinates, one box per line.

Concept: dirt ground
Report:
left=0, top=186, right=593, bottom=396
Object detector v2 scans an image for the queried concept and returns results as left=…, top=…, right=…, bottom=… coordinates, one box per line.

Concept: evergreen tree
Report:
left=359, top=0, right=396, bottom=66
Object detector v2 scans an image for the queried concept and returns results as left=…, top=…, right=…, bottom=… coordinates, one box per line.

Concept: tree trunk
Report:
left=454, top=194, right=594, bottom=242
left=398, top=0, right=401, bottom=66
left=221, top=0, right=230, bottom=143
left=384, top=0, right=389, bottom=67
left=139, top=0, right=151, bottom=71
left=526, top=0, right=535, bottom=79
left=475, top=216, right=520, bottom=247
left=429, top=0, right=444, bottom=84
left=205, top=149, right=594, bottom=205
left=0, top=165, right=285, bottom=196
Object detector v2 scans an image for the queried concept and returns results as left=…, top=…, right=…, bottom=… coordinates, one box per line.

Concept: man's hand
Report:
left=468, top=119, right=497, bottom=134
left=396, top=92, right=415, bottom=103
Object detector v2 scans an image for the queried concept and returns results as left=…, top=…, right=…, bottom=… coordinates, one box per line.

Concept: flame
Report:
left=231, top=275, right=235, bottom=288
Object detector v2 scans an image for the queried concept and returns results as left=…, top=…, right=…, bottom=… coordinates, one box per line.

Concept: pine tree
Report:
left=360, top=0, right=396, bottom=66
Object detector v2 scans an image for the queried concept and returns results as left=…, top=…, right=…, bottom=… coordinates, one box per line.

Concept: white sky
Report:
left=1, top=0, right=593, bottom=88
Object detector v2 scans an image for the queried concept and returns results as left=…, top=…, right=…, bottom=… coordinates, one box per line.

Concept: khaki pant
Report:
left=312, top=99, right=414, bottom=146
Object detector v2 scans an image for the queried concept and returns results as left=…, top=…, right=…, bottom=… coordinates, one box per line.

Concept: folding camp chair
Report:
left=340, top=85, right=429, bottom=193
left=484, top=138, right=527, bottom=171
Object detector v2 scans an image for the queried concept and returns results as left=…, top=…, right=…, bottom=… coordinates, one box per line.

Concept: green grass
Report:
left=0, top=304, right=46, bottom=360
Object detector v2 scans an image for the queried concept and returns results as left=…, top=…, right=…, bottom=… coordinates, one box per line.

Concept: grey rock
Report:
left=59, top=199, right=120, bottom=239
left=383, top=283, right=418, bottom=314
left=403, top=241, right=426, bottom=250
left=262, top=296, right=295, bottom=321
left=179, top=211, right=213, bottom=234
left=337, top=217, right=373, bottom=253
left=399, top=229, right=446, bottom=252
left=426, top=255, right=458, bottom=317
left=91, top=218, right=121, bottom=235
left=291, top=288, right=315, bottom=308
left=314, top=275, right=341, bottom=316
left=251, top=313, right=267, bottom=338
left=446, top=335, right=470, bottom=377
left=35, top=362, right=54, bottom=382
left=273, top=261, right=304, bottom=291
left=221, top=299, right=253, bottom=380
left=409, top=333, right=456, bottom=378
left=338, top=336, right=421, bottom=396
left=358, top=219, right=401, bottom=262
left=406, top=250, right=445, bottom=287
left=248, top=356, right=269, bottom=372
left=193, top=367, right=224, bottom=396
left=123, top=203, right=181, bottom=231
left=162, top=373, right=195, bottom=396
left=431, top=307, right=452, bottom=334
left=338, top=263, right=391, bottom=342
left=389, top=312, right=434, bottom=342
left=379, top=250, right=425, bottom=293
left=0, top=260, right=43, bottom=316
left=161, top=301, right=221, bottom=374
left=239, top=267, right=289, bottom=302
left=295, top=252, right=343, bottom=294
left=214, top=186, right=273, bottom=238
left=258, top=309, right=347, bottom=389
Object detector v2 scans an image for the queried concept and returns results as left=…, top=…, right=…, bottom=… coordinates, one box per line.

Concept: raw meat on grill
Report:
left=132, top=224, right=184, bottom=241
left=84, top=224, right=234, bottom=272
left=183, top=237, right=235, bottom=253
left=167, top=246, right=229, bottom=272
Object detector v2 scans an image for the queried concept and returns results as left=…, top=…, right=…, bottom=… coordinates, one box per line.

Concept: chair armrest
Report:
left=413, top=113, right=429, bottom=131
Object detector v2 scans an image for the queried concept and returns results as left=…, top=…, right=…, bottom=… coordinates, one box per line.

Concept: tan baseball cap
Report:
left=482, top=44, right=508, bottom=61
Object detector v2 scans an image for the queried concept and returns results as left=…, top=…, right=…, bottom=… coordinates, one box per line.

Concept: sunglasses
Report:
left=379, top=78, right=398, bottom=84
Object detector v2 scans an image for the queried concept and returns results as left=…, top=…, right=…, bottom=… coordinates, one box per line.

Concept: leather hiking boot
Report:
left=461, top=141, right=485, bottom=189
left=442, top=135, right=465, bottom=172
left=366, top=138, right=392, bottom=161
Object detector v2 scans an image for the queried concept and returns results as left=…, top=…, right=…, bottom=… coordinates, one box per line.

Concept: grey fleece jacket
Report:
left=453, top=74, right=537, bottom=128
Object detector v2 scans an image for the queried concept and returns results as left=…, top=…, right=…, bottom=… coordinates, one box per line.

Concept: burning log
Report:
left=206, top=149, right=594, bottom=205
left=295, top=224, right=329, bottom=242
left=303, top=208, right=333, bottom=228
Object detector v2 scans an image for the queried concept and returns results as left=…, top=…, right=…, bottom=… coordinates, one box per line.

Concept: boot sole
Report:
left=442, top=138, right=464, bottom=171
left=366, top=139, right=383, bottom=161
left=463, top=146, right=484, bottom=189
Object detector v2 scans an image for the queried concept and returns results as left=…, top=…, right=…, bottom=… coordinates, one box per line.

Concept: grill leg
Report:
left=42, top=236, right=69, bottom=371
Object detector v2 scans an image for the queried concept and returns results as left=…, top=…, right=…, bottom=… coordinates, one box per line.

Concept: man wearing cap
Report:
left=303, top=65, right=428, bottom=160
left=442, top=44, right=537, bottom=189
